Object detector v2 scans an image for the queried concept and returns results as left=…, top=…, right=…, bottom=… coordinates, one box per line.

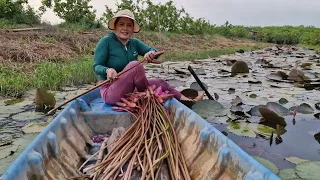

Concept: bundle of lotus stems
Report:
left=86, top=85, right=191, bottom=180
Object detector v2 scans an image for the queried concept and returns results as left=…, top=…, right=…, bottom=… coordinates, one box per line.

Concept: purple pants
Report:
left=99, top=61, right=182, bottom=105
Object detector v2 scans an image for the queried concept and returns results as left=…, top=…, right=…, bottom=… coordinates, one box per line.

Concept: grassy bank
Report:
left=0, top=37, right=267, bottom=98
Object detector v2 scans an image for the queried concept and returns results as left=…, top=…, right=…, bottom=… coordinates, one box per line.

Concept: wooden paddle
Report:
left=46, top=51, right=165, bottom=116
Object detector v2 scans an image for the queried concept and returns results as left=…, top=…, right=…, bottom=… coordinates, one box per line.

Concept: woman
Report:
left=93, top=9, right=204, bottom=105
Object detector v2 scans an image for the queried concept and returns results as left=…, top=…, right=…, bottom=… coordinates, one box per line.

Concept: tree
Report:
left=40, top=0, right=97, bottom=25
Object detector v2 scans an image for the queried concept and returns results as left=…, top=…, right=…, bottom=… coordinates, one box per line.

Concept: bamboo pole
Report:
left=46, top=51, right=165, bottom=116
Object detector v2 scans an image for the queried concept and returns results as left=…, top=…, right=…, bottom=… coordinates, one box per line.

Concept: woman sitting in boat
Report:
left=93, top=9, right=205, bottom=105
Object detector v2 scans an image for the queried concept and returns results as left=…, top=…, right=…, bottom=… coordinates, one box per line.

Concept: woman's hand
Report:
left=106, top=68, right=118, bottom=80
left=144, top=51, right=161, bottom=64
left=144, top=51, right=156, bottom=61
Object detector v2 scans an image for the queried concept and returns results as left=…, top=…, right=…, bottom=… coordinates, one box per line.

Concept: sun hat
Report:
left=108, top=9, right=140, bottom=33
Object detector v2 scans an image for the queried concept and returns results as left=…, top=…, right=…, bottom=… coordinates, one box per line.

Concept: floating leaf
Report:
left=278, top=168, right=299, bottom=180
left=214, top=93, right=219, bottom=100
left=288, top=69, right=309, bottom=82
left=276, top=71, right=289, bottom=79
left=278, top=98, right=288, bottom=104
left=295, top=161, right=320, bottom=179
left=285, top=157, right=309, bottom=164
left=0, top=145, right=19, bottom=160
left=231, top=61, right=249, bottom=73
left=166, top=79, right=185, bottom=88
left=12, top=111, right=45, bottom=121
left=253, top=156, right=279, bottom=174
left=231, top=96, right=242, bottom=106
left=314, top=132, right=320, bottom=144
left=35, top=88, right=56, bottom=112
left=259, top=107, right=287, bottom=127
left=180, top=89, right=198, bottom=99
left=22, top=122, right=49, bottom=134
left=194, top=68, right=206, bottom=75
left=248, top=79, right=262, bottom=84
left=250, top=105, right=267, bottom=116
left=4, top=98, right=24, bottom=105
left=227, top=122, right=274, bottom=138
left=249, top=94, right=257, bottom=98
left=0, top=134, right=38, bottom=175
left=173, top=68, right=187, bottom=74
left=266, top=102, right=290, bottom=116
left=295, top=103, right=314, bottom=114
left=315, top=103, right=320, bottom=110
left=300, top=62, right=313, bottom=68
left=228, top=88, right=235, bottom=93
left=190, top=82, right=208, bottom=91
left=192, top=99, right=228, bottom=118
left=266, top=73, right=293, bottom=83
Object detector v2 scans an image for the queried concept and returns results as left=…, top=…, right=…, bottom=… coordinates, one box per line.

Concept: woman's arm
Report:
left=93, top=37, right=109, bottom=76
left=135, top=39, right=158, bottom=56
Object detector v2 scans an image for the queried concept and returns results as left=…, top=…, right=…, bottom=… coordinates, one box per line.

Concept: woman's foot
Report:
left=193, top=91, right=205, bottom=102
left=179, top=91, right=205, bottom=102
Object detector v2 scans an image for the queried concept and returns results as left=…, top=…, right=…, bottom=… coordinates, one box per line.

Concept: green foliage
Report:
left=34, top=56, right=96, bottom=91
left=0, top=65, right=30, bottom=97
left=41, top=0, right=99, bottom=26
left=0, top=0, right=41, bottom=25
left=103, top=0, right=214, bottom=35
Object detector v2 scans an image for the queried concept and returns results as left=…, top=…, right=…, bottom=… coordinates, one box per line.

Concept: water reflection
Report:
left=212, top=114, right=320, bottom=170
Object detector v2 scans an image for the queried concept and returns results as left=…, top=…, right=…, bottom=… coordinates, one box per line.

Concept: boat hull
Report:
left=1, top=88, right=280, bottom=180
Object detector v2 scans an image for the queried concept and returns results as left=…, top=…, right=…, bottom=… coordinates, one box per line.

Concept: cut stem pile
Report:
left=88, top=85, right=191, bottom=180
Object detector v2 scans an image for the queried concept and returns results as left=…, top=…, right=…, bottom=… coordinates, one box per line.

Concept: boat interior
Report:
left=1, top=89, right=279, bottom=180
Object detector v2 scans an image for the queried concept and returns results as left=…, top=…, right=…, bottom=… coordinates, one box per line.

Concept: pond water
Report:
left=1, top=45, right=320, bottom=178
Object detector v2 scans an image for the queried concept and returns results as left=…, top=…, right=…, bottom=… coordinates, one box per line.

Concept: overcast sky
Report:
left=28, top=0, right=320, bottom=27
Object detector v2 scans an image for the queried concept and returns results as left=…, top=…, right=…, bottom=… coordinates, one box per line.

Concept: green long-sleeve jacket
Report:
left=93, top=32, right=158, bottom=81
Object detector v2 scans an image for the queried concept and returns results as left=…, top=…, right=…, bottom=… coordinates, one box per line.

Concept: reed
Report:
left=89, top=85, right=190, bottom=180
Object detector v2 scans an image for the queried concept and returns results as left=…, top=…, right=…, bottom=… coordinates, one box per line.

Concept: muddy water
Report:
left=1, top=45, right=320, bottom=177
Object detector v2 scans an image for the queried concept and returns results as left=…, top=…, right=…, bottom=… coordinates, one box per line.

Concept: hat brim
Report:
left=108, top=15, right=140, bottom=33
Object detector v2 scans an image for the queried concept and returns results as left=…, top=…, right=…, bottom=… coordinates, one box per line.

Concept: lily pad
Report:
left=249, top=94, right=257, bottom=98
left=266, top=73, right=294, bottom=83
left=278, top=98, right=288, bottom=104
left=190, top=82, right=208, bottom=91
left=227, top=122, right=274, bottom=138
left=194, top=68, right=206, bottom=75
left=166, top=79, right=185, bottom=88
left=12, top=111, right=45, bottom=121
left=278, top=168, right=299, bottom=180
left=22, top=122, right=49, bottom=134
left=231, top=96, right=242, bottom=106
left=266, top=102, right=290, bottom=116
left=295, top=161, right=320, bottom=180
left=259, top=107, right=287, bottom=127
left=0, top=134, right=38, bottom=175
left=295, top=103, right=314, bottom=114
left=253, top=156, right=279, bottom=174
left=4, top=98, right=24, bottom=105
left=285, top=157, right=309, bottom=164
left=192, top=99, right=228, bottom=118
left=231, top=61, right=249, bottom=73
left=0, top=106, right=24, bottom=114
left=0, top=145, right=19, bottom=159
left=250, top=105, right=267, bottom=116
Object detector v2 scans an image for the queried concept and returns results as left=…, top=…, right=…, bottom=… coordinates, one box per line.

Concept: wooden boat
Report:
left=1, top=88, right=280, bottom=180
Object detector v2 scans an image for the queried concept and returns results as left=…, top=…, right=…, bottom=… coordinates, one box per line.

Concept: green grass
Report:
left=300, top=44, right=320, bottom=51
left=0, top=45, right=268, bottom=98
left=159, top=45, right=268, bottom=61
left=0, top=56, right=96, bottom=97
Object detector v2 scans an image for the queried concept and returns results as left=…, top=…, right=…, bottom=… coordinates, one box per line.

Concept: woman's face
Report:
left=114, top=17, right=134, bottom=41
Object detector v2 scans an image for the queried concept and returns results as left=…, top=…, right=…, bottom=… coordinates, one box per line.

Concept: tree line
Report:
left=0, top=0, right=319, bottom=46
